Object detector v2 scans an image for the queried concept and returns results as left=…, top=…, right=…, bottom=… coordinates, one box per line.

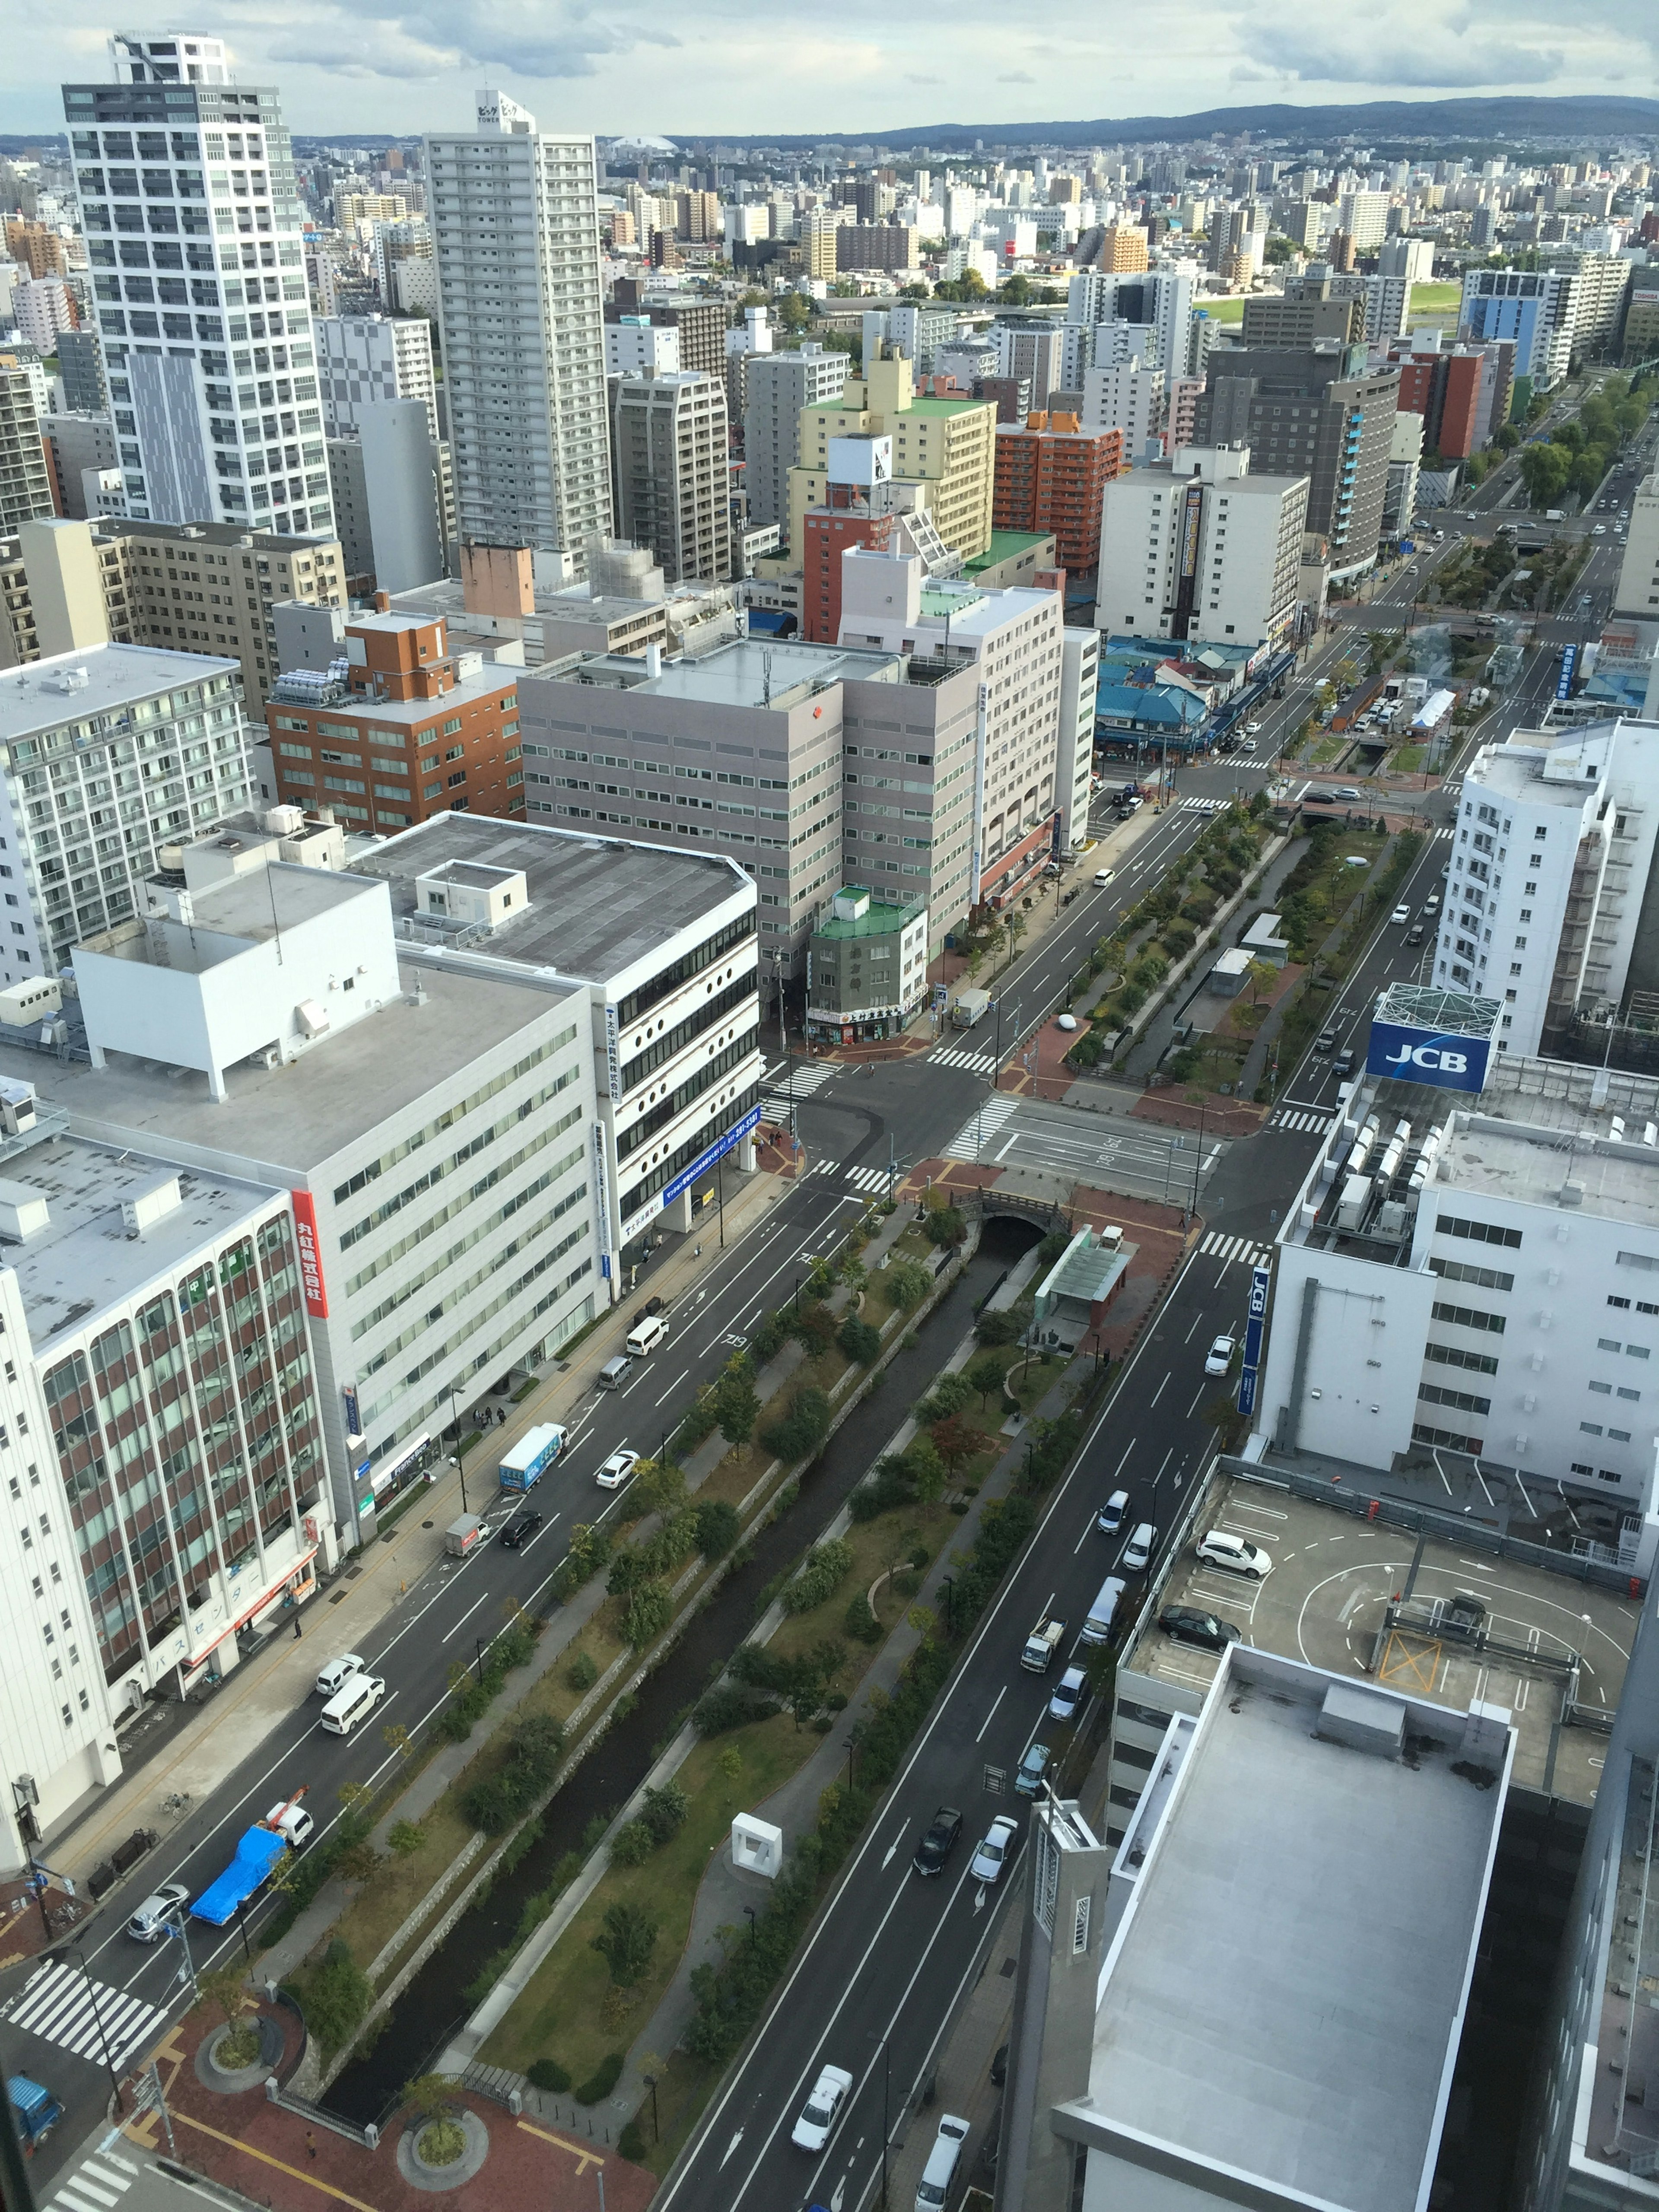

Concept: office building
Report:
left=0, top=640, right=254, bottom=980
left=607, top=296, right=731, bottom=381
left=1390, top=332, right=1514, bottom=460
left=604, top=316, right=680, bottom=376
left=0, top=367, right=57, bottom=533
left=1615, top=471, right=1659, bottom=616
left=991, top=320, right=1067, bottom=412
left=369, top=219, right=432, bottom=315
left=55, top=329, right=108, bottom=416
left=62, top=35, right=334, bottom=535
left=861, top=303, right=960, bottom=378
left=267, top=607, right=522, bottom=834
left=836, top=226, right=919, bottom=274
left=0, top=517, right=132, bottom=666
left=1251, top=1027, right=1659, bottom=1536
left=426, top=93, right=609, bottom=568
left=992, top=412, right=1123, bottom=569
left=1383, top=407, right=1424, bottom=537
left=1433, top=721, right=1659, bottom=1058
left=1378, top=234, right=1436, bottom=283
left=324, top=401, right=445, bottom=595
left=997, top=1645, right=1510, bottom=2212
left=41, top=413, right=118, bottom=521
left=1080, top=356, right=1164, bottom=455
left=314, top=311, right=438, bottom=442
left=1240, top=286, right=1364, bottom=350
left=609, top=369, right=731, bottom=586
left=1459, top=269, right=1578, bottom=391
left=13, top=277, right=79, bottom=356
left=1195, top=344, right=1399, bottom=579
left=1095, top=445, right=1307, bottom=648
left=744, top=343, right=851, bottom=532
left=805, top=885, right=928, bottom=1044
left=1055, top=628, right=1099, bottom=855
left=1625, top=287, right=1659, bottom=368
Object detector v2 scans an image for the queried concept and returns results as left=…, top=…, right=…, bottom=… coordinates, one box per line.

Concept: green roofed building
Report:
left=807, top=885, right=929, bottom=1043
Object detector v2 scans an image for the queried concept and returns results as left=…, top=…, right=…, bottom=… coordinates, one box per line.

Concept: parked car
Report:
left=127, top=1881, right=191, bottom=1942
left=1096, top=1487, right=1130, bottom=1536
left=1122, top=1522, right=1156, bottom=1573
left=595, top=1446, right=639, bottom=1490
left=313, top=1653, right=363, bottom=1700
left=1333, top=786, right=1363, bottom=802
left=1195, top=1529, right=1274, bottom=1580
left=912, top=1806, right=963, bottom=1878
left=1049, top=1665, right=1087, bottom=1723
left=1159, top=1606, right=1243, bottom=1653
left=499, top=1510, right=543, bottom=1551
left=970, top=1815, right=1021, bottom=1884
left=1014, top=1742, right=1053, bottom=1798
left=792, top=2065, right=854, bottom=2152
left=1204, top=1334, right=1236, bottom=1376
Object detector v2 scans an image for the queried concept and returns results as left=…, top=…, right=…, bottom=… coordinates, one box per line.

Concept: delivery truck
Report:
left=499, top=1423, right=569, bottom=1493
left=950, top=988, right=992, bottom=1030
left=191, top=1794, right=313, bottom=1926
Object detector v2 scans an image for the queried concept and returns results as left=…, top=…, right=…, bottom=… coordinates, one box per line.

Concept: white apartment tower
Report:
left=315, top=312, right=439, bottom=442
left=62, top=32, right=334, bottom=537
left=1095, top=446, right=1307, bottom=649
left=426, top=92, right=610, bottom=569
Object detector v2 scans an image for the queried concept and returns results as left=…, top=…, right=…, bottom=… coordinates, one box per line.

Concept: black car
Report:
left=499, top=1511, right=543, bottom=1551
left=1159, top=1605, right=1243, bottom=1653
left=912, top=1805, right=964, bottom=1876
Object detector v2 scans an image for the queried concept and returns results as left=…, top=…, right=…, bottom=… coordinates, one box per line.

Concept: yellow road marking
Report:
left=1378, top=1629, right=1442, bottom=1692
left=516, top=2117, right=605, bottom=2174
left=167, top=2109, right=381, bottom=2212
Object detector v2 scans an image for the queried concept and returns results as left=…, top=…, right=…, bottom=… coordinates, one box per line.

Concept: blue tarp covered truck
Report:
left=190, top=1796, right=312, bottom=1925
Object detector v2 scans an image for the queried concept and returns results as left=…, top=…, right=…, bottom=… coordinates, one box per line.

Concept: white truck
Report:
left=1021, top=1615, right=1067, bottom=1673
left=951, top=987, right=993, bottom=1030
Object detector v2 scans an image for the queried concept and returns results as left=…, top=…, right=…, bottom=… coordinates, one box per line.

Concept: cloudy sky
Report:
left=3, top=0, right=1653, bottom=139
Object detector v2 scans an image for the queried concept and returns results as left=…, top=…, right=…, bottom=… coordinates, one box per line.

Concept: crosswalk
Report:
left=1200, top=1231, right=1274, bottom=1269
left=810, top=1160, right=893, bottom=1193
left=44, top=2142, right=140, bottom=2212
left=944, top=1096, right=1021, bottom=1157
left=760, top=1059, right=836, bottom=1117
left=928, top=1045, right=1000, bottom=1073
left=1270, top=1108, right=1334, bottom=1134
left=1430, top=826, right=1453, bottom=841
left=0, top=1958, right=165, bottom=2072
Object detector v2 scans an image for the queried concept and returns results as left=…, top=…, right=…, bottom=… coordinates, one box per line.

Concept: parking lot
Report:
left=1128, top=1475, right=1639, bottom=1804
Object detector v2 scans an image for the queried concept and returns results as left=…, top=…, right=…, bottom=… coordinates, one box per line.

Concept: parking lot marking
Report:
left=1377, top=1630, right=1441, bottom=1693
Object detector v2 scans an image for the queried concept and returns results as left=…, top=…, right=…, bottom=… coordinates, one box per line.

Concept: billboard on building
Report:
left=1366, top=1021, right=1491, bottom=1092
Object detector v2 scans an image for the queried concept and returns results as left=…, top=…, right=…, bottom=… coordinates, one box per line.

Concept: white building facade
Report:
left=1095, top=445, right=1308, bottom=650
left=315, top=311, right=439, bottom=442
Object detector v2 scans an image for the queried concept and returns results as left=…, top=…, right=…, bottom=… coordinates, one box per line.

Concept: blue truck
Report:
left=7, top=2074, right=64, bottom=2152
left=498, top=1422, right=568, bottom=1493
left=191, top=1796, right=311, bottom=1926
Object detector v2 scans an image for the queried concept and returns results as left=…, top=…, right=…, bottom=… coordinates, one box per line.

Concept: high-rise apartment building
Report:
left=992, top=320, right=1068, bottom=410
left=14, top=278, right=80, bottom=356
left=0, top=368, right=57, bottom=533
left=62, top=32, right=335, bottom=536
left=1066, top=266, right=1195, bottom=380
left=604, top=316, right=680, bottom=376
left=1094, top=222, right=1149, bottom=272
left=426, top=92, right=610, bottom=567
left=314, top=311, right=438, bottom=442
left=1195, top=345, right=1398, bottom=579
left=1338, top=188, right=1392, bottom=250
left=744, top=344, right=851, bottom=531
left=1459, top=269, right=1578, bottom=390
left=992, top=412, right=1124, bottom=569
left=861, top=303, right=960, bottom=378
left=609, top=369, right=731, bottom=586
left=1240, top=288, right=1364, bottom=350
left=55, top=329, right=109, bottom=416
left=1080, top=357, right=1165, bottom=455
left=3, top=218, right=70, bottom=280
left=1095, top=445, right=1308, bottom=648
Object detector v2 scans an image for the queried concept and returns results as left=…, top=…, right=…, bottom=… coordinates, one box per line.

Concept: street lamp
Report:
left=643, top=2072, right=660, bottom=2142
left=940, top=1575, right=955, bottom=1634
left=448, top=1384, right=470, bottom=1515
left=474, top=1636, right=489, bottom=1687
left=869, top=2028, right=892, bottom=2211
left=49, top=1941, right=122, bottom=2111
left=743, top=1904, right=757, bottom=1946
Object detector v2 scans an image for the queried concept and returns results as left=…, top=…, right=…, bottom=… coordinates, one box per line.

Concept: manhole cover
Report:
left=330, top=1590, right=348, bottom=1605
left=346, top=1564, right=364, bottom=1581
left=422, top=1521, right=434, bottom=1529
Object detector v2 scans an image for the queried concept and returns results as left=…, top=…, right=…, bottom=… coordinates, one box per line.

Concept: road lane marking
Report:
left=655, top=1366, right=691, bottom=1405
left=975, top=1686, right=1007, bottom=1743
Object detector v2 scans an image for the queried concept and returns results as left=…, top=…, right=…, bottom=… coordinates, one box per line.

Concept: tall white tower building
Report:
left=425, top=92, right=611, bottom=569
left=62, top=31, right=334, bottom=536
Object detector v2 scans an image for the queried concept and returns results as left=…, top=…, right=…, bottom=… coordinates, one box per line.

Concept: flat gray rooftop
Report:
left=1093, top=1653, right=1501, bottom=2211
left=357, top=815, right=749, bottom=985
left=0, top=644, right=239, bottom=743
left=2, top=962, right=571, bottom=1178
left=1440, top=1112, right=1659, bottom=1230
left=1, top=1134, right=274, bottom=1344
left=531, top=635, right=899, bottom=714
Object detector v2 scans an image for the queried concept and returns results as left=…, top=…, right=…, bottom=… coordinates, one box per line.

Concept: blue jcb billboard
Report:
left=1366, top=1020, right=1491, bottom=1093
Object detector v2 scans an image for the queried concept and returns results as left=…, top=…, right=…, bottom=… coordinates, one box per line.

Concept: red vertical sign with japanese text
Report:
left=291, top=1189, right=329, bottom=1319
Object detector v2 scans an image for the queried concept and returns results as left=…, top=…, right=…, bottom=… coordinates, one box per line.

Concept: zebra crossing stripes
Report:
left=48, top=2145, right=140, bottom=2212
left=943, top=1096, right=1020, bottom=1158
left=1200, top=1231, right=1274, bottom=1269
left=809, top=1160, right=893, bottom=1192
left=0, top=1958, right=165, bottom=2071
left=759, top=1060, right=835, bottom=1115
left=928, top=1046, right=999, bottom=1073
left=1430, top=826, right=1453, bottom=841
left=1270, top=1109, right=1334, bottom=1133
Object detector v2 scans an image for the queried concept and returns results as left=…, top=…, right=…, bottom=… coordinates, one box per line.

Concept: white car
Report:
left=970, top=1815, right=1020, bottom=1885
left=791, top=2064, right=854, bottom=2152
left=595, top=1447, right=640, bottom=1489
left=1195, top=1528, right=1274, bottom=1580
left=127, top=1881, right=191, bottom=1942
left=314, top=1652, right=364, bottom=1699
left=1055, top=1013, right=1079, bottom=1033
left=1203, top=1335, right=1236, bottom=1376
left=1122, top=1521, right=1156, bottom=1573
left=1243, top=720, right=1262, bottom=736
left=1049, top=1665, right=1087, bottom=1723
left=1391, top=905, right=1410, bottom=925
left=1096, top=1487, right=1130, bottom=1536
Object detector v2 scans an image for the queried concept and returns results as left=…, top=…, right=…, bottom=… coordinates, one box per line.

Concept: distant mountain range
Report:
left=677, top=93, right=1659, bottom=152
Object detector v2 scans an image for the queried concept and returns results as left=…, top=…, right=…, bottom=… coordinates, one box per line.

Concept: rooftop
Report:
left=813, top=888, right=925, bottom=940
left=0, top=1133, right=279, bottom=1344
left=0, top=643, right=241, bottom=745
left=98, top=520, right=337, bottom=553
left=1089, top=1645, right=1507, bottom=2212
left=355, top=814, right=753, bottom=988
left=528, top=634, right=899, bottom=714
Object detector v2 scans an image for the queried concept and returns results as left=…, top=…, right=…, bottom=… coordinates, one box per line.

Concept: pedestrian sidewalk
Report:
left=48, top=1165, right=792, bottom=1901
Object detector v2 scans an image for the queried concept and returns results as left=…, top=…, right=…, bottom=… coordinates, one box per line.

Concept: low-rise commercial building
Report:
left=806, top=884, right=928, bottom=1042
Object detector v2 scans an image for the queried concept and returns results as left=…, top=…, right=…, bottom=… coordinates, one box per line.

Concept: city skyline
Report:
left=1, top=1, right=1654, bottom=139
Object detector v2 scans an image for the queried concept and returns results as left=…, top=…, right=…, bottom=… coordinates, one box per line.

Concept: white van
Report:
left=916, top=2115, right=970, bottom=2212
left=319, top=1672, right=386, bottom=1736
left=597, top=1355, right=632, bottom=1390
left=1081, top=1575, right=1127, bottom=1646
left=626, top=1315, right=668, bottom=1359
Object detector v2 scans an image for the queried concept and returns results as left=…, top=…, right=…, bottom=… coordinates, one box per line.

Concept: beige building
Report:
left=801, top=213, right=840, bottom=281
left=0, top=516, right=343, bottom=721
left=609, top=369, right=732, bottom=585
left=785, top=345, right=997, bottom=565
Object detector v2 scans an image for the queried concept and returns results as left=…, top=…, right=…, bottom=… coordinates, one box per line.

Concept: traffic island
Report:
left=195, top=2009, right=286, bottom=2093
left=397, top=2107, right=490, bottom=2191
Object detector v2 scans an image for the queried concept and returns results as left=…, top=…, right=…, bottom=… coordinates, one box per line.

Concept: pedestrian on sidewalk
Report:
left=306, top=2132, right=317, bottom=2162
left=292, top=1616, right=302, bottom=1640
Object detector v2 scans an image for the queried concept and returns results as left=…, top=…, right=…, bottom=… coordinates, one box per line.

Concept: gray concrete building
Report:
left=609, top=367, right=731, bottom=585
left=744, top=345, right=851, bottom=533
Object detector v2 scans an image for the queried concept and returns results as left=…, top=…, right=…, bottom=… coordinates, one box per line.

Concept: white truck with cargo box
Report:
left=445, top=1514, right=483, bottom=1557
left=1020, top=1615, right=1066, bottom=1672
left=950, top=987, right=992, bottom=1030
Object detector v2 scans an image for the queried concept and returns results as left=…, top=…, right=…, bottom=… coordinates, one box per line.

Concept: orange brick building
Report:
left=266, top=603, right=524, bottom=835
left=992, top=413, right=1125, bottom=571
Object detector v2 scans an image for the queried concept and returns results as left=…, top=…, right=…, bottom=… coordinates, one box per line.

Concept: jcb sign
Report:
left=1366, top=1020, right=1490, bottom=1094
